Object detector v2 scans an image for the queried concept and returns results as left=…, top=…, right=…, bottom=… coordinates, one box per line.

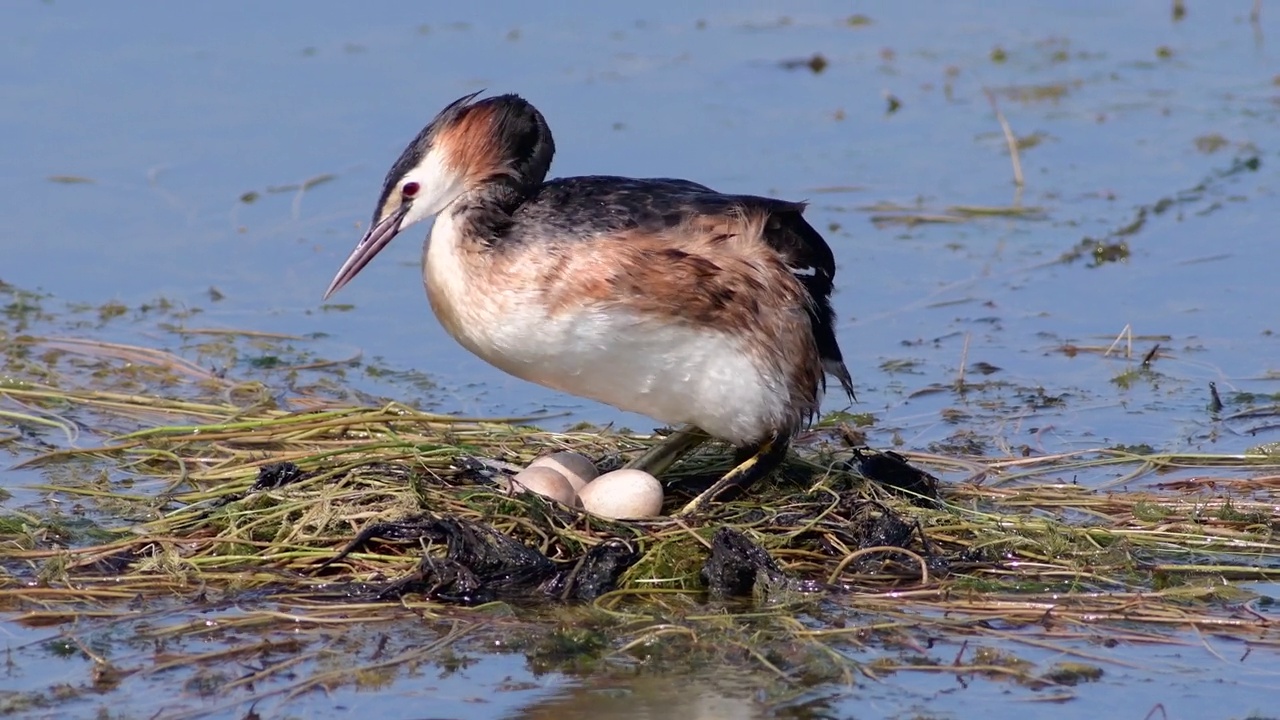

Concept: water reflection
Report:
left=509, top=672, right=767, bottom=720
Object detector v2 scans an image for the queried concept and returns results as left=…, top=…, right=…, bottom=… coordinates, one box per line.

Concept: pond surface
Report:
left=4, top=1, right=1280, bottom=718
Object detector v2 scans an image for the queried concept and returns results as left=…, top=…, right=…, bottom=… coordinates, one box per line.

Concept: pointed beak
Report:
left=323, top=203, right=410, bottom=300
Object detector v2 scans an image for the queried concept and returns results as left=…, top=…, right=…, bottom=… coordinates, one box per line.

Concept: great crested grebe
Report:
left=324, top=91, right=854, bottom=515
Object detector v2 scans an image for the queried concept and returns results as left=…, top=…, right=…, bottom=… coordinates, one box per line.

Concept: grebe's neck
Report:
left=449, top=172, right=542, bottom=243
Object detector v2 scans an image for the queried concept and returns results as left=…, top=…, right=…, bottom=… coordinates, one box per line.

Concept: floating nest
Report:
left=4, top=334, right=1280, bottom=702
left=5, top=396, right=954, bottom=605
left=4, top=389, right=1280, bottom=629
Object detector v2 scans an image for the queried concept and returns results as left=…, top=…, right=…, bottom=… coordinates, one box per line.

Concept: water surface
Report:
left=4, top=1, right=1280, bottom=717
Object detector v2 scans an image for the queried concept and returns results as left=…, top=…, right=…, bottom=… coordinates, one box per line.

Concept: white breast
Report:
left=422, top=212, right=795, bottom=445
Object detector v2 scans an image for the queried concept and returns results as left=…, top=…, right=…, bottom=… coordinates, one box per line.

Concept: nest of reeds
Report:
left=4, top=382, right=1279, bottom=620
left=4, top=330, right=1280, bottom=700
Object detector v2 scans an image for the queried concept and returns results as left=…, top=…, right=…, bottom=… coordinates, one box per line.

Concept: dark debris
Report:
left=850, top=448, right=941, bottom=505
left=319, top=514, right=638, bottom=605
left=545, top=539, right=639, bottom=602
left=251, top=461, right=309, bottom=491
left=701, top=527, right=828, bottom=600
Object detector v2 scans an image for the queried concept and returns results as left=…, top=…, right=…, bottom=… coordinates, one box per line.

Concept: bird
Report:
left=323, top=91, right=854, bottom=515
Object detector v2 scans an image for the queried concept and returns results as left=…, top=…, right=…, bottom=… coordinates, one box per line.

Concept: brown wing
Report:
left=528, top=217, right=826, bottom=421
left=512, top=177, right=855, bottom=401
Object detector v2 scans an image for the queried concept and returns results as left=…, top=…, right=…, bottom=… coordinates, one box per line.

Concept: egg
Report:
left=528, top=451, right=598, bottom=493
left=508, top=466, right=576, bottom=506
left=577, top=469, right=664, bottom=519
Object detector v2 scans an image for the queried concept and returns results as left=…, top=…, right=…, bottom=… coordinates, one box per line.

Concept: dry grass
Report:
left=4, top=365, right=1280, bottom=626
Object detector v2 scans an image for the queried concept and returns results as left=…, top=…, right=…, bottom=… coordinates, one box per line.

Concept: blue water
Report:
left=4, top=0, right=1280, bottom=717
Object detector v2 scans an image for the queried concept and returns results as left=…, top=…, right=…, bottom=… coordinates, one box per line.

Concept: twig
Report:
left=984, top=87, right=1024, bottom=187
left=1103, top=324, right=1133, bottom=359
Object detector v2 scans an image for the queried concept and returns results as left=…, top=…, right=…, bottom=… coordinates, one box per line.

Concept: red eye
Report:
left=402, top=181, right=420, bottom=198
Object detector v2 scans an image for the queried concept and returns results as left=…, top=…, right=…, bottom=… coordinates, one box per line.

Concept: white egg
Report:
left=509, top=466, right=576, bottom=506
left=577, top=469, right=664, bottom=519
left=528, top=451, right=598, bottom=493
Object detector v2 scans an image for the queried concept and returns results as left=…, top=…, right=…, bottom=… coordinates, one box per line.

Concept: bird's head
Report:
left=323, top=91, right=554, bottom=299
